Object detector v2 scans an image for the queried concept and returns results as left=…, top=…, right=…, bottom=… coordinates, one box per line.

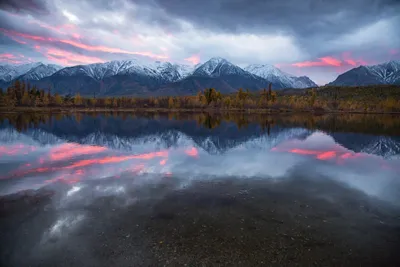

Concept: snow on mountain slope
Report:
left=16, top=63, right=62, bottom=80
left=292, top=76, right=318, bottom=88
left=245, top=64, right=317, bottom=88
left=54, top=59, right=194, bottom=82
left=0, top=126, right=310, bottom=156
left=192, top=57, right=248, bottom=77
left=360, top=137, right=400, bottom=159
left=54, top=60, right=137, bottom=80
left=174, top=63, right=195, bottom=78
left=365, top=60, right=400, bottom=84
left=329, top=60, right=400, bottom=86
left=0, top=62, right=42, bottom=82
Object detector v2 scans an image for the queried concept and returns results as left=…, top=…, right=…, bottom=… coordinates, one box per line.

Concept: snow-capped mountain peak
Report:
left=330, top=60, right=400, bottom=86
left=17, top=63, right=62, bottom=81
left=53, top=59, right=194, bottom=82
left=1, top=57, right=319, bottom=93
left=192, top=57, right=247, bottom=77
left=245, top=64, right=290, bottom=80
left=244, top=64, right=317, bottom=88
left=0, top=62, right=43, bottom=82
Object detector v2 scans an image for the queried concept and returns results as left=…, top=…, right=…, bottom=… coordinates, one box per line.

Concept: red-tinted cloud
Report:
left=320, top=57, right=342, bottom=67
left=0, top=53, right=15, bottom=59
left=59, top=39, right=168, bottom=59
left=48, top=143, right=107, bottom=161
left=184, top=54, right=200, bottom=65
left=185, top=147, right=199, bottom=158
left=10, top=36, right=27, bottom=44
left=0, top=144, right=36, bottom=156
left=291, top=53, right=369, bottom=68
left=0, top=28, right=169, bottom=61
left=0, top=53, right=27, bottom=64
left=0, top=28, right=51, bottom=41
left=34, top=46, right=105, bottom=65
left=292, top=56, right=342, bottom=67
left=72, top=33, right=81, bottom=39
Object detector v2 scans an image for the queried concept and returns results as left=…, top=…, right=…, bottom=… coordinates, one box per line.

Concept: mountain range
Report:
left=0, top=58, right=399, bottom=96
left=0, top=57, right=317, bottom=96
left=329, top=60, right=400, bottom=86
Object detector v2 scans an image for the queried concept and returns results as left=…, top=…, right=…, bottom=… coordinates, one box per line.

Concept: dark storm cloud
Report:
left=129, top=0, right=400, bottom=58
left=138, top=0, right=400, bottom=35
left=0, top=0, right=49, bottom=14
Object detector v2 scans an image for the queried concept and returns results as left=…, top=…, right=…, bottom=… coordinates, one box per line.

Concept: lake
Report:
left=1, top=112, right=400, bottom=266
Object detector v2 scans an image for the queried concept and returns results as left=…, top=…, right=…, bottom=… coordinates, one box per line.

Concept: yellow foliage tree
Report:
left=54, top=93, right=63, bottom=105
left=21, top=91, right=30, bottom=106
left=168, top=97, right=174, bottom=108
left=74, top=93, right=83, bottom=106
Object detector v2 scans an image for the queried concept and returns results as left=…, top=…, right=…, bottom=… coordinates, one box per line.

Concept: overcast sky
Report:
left=0, top=0, right=399, bottom=84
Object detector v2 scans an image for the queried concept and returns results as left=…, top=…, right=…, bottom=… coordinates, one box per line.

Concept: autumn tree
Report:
left=260, top=88, right=268, bottom=107
left=104, top=97, right=111, bottom=107
left=270, top=91, right=277, bottom=103
left=268, top=83, right=272, bottom=97
left=223, top=96, right=232, bottom=108
left=236, top=88, right=249, bottom=102
left=89, top=98, right=97, bottom=107
left=42, top=93, right=49, bottom=106
left=309, top=89, right=317, bottom=107
left=168, top=97, right=174, bottom=108
left=21, top=91, right=30, bottom=106
left=74, top=93, right=83, bottom=106
left=112, top=98, right=118, bottom=108
left=54, top=93, right=63, bottom=106
left=204, top=88, right=218, bottom=105
left=154, top=98, right=159, bottom=107
left=6, top=87, right=17, bottom=107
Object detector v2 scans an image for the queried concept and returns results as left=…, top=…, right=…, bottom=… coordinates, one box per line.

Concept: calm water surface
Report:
left=1, top=112, right=400, bottom=266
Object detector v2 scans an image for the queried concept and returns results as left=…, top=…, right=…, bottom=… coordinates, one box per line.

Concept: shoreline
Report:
left=1, top=107, right=400, bottom=115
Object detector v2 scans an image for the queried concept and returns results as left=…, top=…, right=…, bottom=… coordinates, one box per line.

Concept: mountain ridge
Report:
left=329, top=60, right=400, bottom=86
left=0, top=57, right=317, bottom=96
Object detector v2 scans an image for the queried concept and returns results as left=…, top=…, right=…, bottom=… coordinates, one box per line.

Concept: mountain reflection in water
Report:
left=0, top=112, right=400, bottom=267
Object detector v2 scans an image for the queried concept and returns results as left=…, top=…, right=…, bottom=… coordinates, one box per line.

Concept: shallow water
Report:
left=1, top=112, right=400, bottom=266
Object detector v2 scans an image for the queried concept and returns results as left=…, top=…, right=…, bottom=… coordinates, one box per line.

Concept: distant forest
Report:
left=0, top=80, right=399, bottom=113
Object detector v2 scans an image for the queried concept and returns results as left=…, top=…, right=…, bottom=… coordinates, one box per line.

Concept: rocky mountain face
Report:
left=1, top=58, right=317, bottom=96
left=329, top=60, right=400, bottom=86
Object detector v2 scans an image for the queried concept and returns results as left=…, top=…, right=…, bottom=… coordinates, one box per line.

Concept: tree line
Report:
left=0, top=80, right=399, bottom=113
left=2, top=111, right=400, bottom=136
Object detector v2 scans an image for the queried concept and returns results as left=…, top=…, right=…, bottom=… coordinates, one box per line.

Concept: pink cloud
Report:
left=184, top=54, right=200, bottom=65
left=291, top=53, right=370, bottom=69
left=320, top=56, right=342, bottom=67
left=0, top=53, right=26, bottom=64
left=0, top=28, right=169, bottom=61
left=292, top=56, right=343, bottom=67
left=36, top=47, right=105, bottom=65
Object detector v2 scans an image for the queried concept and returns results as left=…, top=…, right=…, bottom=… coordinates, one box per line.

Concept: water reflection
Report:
left=0, top=112, right=400, bottom=266
left=0, top=112, right=399, bottom=201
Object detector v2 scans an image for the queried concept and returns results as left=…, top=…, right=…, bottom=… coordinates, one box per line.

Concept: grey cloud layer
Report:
left=133, top=0, right=397, bottom=33
left=136, top=0, right=400, bottom=53
left=0, top=0, right=50, bottom=14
